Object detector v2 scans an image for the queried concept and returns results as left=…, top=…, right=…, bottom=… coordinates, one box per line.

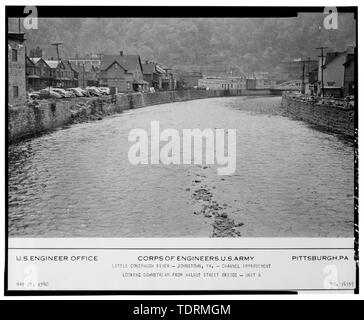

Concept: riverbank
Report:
left=281, top=94, right=355, bottom=138
left=8, top=88, right=276, bottom=143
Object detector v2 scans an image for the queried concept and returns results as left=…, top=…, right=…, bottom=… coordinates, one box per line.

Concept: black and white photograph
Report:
left=4, top=3, right=359, bottom=294
left=7, top=7, right=356, bottom=238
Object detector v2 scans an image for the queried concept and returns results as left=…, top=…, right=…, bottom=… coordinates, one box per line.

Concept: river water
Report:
left=8, top=96, right=354, bottom=237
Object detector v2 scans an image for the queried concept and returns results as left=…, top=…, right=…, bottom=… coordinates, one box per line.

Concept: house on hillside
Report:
left=8, top=33, right=26, bottom=105
left=99, top=51, right=148, bottom=92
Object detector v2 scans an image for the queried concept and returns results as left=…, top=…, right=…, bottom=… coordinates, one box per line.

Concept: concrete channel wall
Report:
left=281, top=94, right=355, bottom=138
left=8, top=88, right=276, bottom=143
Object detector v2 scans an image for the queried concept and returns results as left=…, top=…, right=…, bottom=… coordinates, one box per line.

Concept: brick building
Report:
left=8, top=33, right=26, bottom=105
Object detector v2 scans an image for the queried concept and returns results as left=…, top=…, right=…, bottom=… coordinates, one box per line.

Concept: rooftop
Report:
left=8, top=33, right=26, bottom=42
left=100, top=53, right=141, bottom=72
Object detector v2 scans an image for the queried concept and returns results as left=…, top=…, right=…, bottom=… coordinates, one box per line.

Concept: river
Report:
left=8, top=96, right=354, bottom=237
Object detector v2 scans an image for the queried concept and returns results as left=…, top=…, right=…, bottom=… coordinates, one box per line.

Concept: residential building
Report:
left=68, top=55, right=101, bottom=68
left=343, top=53, right=355, bottom=97
left=29, top=57, right=52, bottom=89
left=71, top=63, right=99, bottom=88
left=99, top=51, right=148, bottom=92
left=26, top=55, right=41, bottom=90
left=41, top=59, right=78, bottom=88
left=320, top=51, right=346, bottom=97
left=161, top=67, right=177, bottom=91
left=316, top=47, right=356, bottom=97
left=8, top=33, right=26, bottom=105
left=142, top=61, right=164, bottom=90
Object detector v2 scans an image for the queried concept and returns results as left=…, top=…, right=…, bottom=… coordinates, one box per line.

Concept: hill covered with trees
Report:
left=9, top=13, right=356, bottom=75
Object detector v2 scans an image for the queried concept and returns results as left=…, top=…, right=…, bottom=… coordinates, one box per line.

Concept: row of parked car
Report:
left=28, top=87, right=111, bottom=100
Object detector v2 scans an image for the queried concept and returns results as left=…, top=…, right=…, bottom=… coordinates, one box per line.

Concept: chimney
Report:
left=120, top=51, right=124, bottom=56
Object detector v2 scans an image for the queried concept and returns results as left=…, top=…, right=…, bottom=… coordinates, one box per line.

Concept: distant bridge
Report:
left=272, top=80, right=302, bottom=91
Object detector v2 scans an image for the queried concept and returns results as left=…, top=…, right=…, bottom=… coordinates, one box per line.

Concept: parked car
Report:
left=64, top=89, right=77, bottom=98
left=85, top=86, right=102, bottom=96
left=52, top=88, right=74, bottom=98
left=68, top=88, right=84, bottom=97
left=92, top=87, right=104, bottom=95
left=28, top=91, right=40, bottom=100
left=78, top=88, right=90, bottom=96
left=39, top=88, right=62, bottom=99
left=98, top=87, right=110, bottom=95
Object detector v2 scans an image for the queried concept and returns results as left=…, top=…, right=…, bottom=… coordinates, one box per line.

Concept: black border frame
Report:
left=4, top=5, right=359, bottom=296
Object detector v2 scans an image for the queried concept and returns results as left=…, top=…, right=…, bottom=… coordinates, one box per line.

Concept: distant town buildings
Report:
left=7, top=28, right=357, bottom=106
left=8, top=33, right=26, bottom=105
left=68, top=54, right=101, bottom=68
left=198, top=72, right=277, bottom=91
left=177, top=71, right=202, bottom=89
left=198, top=76, right=245, bottom=90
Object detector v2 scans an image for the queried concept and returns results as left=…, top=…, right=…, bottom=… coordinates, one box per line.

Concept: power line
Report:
left=316, top=47, right=328, bottom=97
left=51, top=42, right=63, bottom=87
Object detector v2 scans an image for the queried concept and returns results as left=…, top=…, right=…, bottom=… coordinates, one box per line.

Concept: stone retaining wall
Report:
left=8, top=88, right=276, bottom=143
left=281, top=95, right=355, bottom=138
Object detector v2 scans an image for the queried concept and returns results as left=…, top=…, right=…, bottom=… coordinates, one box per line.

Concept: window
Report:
left=12, top=49, right=17, bottom=62
left=13, top=86, right=19, bottom=98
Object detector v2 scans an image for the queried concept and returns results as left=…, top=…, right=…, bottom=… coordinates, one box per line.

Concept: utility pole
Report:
left=82, top=62, right=85, bottom=88
left=316, top=47, right=328, bottom=97
left=300, top=57, right=315, bottom=94
left=51, top=42, right=63, bottom=87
